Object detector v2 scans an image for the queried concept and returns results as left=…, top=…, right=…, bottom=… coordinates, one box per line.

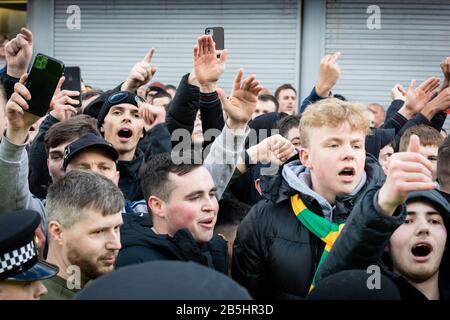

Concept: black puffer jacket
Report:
left=231, top=154, right=385, bottom=299
left=116, top=214, right=228, bottom=274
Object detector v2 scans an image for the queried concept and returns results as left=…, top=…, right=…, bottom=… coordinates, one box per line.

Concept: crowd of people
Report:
left=0, top=26, right=449, bottom=300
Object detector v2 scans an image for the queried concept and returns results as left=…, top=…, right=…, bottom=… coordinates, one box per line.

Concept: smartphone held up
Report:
left=205, top=26, right=224, bottom=55
left=24, top=53, right=64, bottom=117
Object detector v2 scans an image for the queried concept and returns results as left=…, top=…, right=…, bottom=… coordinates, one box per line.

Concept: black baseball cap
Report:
left=0, top=210, right=59, bottom=282
left=63, top=133, right=119, bottom=171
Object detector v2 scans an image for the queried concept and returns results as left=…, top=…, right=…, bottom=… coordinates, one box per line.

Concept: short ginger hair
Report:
left=299, top=98, right=370, bottom=148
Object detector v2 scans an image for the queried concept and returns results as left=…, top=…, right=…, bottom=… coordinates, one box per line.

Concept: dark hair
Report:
left=257, top=94, right=279, bottom=112
left=140, top=153, right=201, bottom=202
left=165, top=84, right=176, bottom=91
left=274, top=84, right=297, bottom=100
left=152, top=92, right=172, bottom=100
left=437, top=135, right=450, bottom=189
left=151, top=91, right=172, bottom=102
left=275, top=114, right=301, bottom=138
left=44, top=115, right=100, bottom=154
left=81, top=90, right=103, bottom=102
left=399, top=124, right=444, bottom=152
left=215, top=198, right=250, bottom=228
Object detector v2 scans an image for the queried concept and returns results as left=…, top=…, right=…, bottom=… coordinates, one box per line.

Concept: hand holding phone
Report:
left=24, top=53, right=65, bottom=117
left=61, top=66, right=82, bottom=108
left=205, top=27, right=224, bottom=51
left=5, top=73, right=42, bottom=144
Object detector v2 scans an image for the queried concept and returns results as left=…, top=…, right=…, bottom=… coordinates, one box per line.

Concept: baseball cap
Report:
left=63, top=133, right=119, bottom=171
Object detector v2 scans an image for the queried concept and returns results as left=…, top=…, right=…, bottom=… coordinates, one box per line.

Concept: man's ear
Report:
left=147, top=195, right=165, bottom=219
left=48, top=221, right=65, bottom=246
left=99, top=125, right=105, bottom=134
left=254, top=178, right=262, bottom=195
left=113, top=170, right=120, bottom=186
left=299, top=146, right=312, bottom=169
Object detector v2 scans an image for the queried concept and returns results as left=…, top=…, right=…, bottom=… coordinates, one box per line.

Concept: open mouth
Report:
left=117, top=128, right=133, bottom=139
left=338, top=167, right=355, bottom=177
left=411, top=243, right=432, bottom=258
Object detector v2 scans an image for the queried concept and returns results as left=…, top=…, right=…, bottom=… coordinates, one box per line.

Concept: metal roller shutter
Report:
left=325, top=0, right=450, bottom=130
left=53, top=0, right=300, bottom=94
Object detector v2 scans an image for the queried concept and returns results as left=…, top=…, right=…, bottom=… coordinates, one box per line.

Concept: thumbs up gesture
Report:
left=121, top=48, right=157, bottom=93
left=378, top=135, right=436, bottom=215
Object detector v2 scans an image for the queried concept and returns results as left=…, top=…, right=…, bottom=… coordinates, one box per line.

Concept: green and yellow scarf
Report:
left=290, top=194, right=345, bottom=292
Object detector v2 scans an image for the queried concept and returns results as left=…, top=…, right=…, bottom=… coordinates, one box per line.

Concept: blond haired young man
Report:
left=233, top=97, right=438, bottom=300
left=232, top=98, right=386, bottom=299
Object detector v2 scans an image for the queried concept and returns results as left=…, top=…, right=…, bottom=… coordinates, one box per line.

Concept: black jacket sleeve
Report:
left=385, top=99, right=405, bottom=122
left=199, top=91, right=224, bottom=149
left=430, top=111, right=447, bottom=133
left=165, top=73, right=200, bottom=138
left=300, top=87, right=328, bottom=113
left=316, top=187, right=405, bottom=283
left=142, top=123, right=172, bottom=162
left=28, top=114, right=60, bottom=198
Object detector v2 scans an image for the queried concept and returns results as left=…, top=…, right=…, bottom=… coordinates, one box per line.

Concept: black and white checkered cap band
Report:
left=0, top=241, right=36, bottom=274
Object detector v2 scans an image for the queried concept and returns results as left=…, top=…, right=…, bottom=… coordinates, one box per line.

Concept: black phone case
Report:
left=25, top=53, right=65, bottom=117
left=205, top=27, right=224, bottom=50
left=61, top=66, right=82, bottom=108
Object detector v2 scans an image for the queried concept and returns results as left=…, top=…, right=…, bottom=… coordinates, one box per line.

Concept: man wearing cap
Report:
left=0, top=67, right=257, bottom=216
left=96, top=90, right=171, bottom=201
left=61, top=133, right=147, bottom=214
left=0, top=210, right=58, bottom=300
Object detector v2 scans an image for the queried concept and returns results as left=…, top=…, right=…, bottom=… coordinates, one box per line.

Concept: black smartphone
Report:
left=61, top=66, right=82, bottom=108
left=25, top=53, right=65, bottom=117
left=205, top=27, right=224, bottom=50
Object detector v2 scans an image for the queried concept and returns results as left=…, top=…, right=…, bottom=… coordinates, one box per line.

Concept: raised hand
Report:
left=139, top=101, right=166, bottom=132
left=5, top=28, right=33, bottom=78
left=121, top=48, right=157, bottom=92
left=401, top=77, right=440, bottom=118
left=5, top=73, right=41, bottom=144
left=217, top=69, right=262, bottom=130
left=252, top=134, right=296, bottom=165
left=378, top=135, right=436, bottom=215
left=390, top=84, right=406, bottom=101
left=193, top=35, right=228, bottom=92
left=440, top=56, right=450, bottom=89
left=49, top=76, right=79, bottom=122
left=315, top=52, right=341, bottom=97
left=421, top=87, right=450, bottom=120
